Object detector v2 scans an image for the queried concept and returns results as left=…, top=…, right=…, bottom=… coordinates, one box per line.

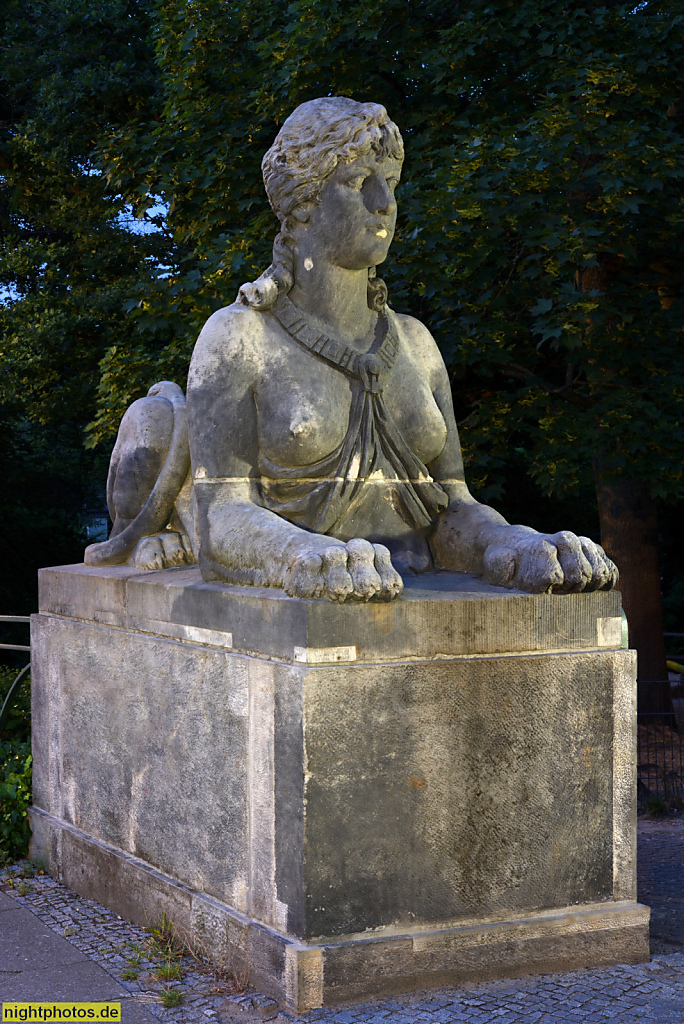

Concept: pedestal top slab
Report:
left=38, top=563, right=622, bottom=663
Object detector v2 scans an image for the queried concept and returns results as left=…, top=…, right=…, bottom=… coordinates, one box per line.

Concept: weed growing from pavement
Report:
left=124, top=944, right=145, bottom=967
left=156, top=961, right=182, bottom=982
left=148, top=912, right=184, bottom=959
left=145, top=912, right=252, bottom=997
left=160, top=989, right=182, bottom=1008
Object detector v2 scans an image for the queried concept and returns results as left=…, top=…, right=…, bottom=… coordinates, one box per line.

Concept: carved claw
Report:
left=321, top=546, right=355, bottom=603
left=372, top=543, right=404, bottom=600
left=482, top=529, right=618, bottom=594
left=284, top=539, right=403, bottom=602
left=347, top=539, right=383, bottom=601
left=131, top=532, right=195, bottom=571
left=286, top=553, right=326, bottom=599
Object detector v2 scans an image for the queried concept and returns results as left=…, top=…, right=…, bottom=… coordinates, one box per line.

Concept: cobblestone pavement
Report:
left=638, top=817, right=684, bottom=954
left=1, top=818, right=683, bottom=1024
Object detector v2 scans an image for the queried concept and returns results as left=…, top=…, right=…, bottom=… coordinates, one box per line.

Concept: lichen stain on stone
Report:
left=369, top=601, right=394, bottom=634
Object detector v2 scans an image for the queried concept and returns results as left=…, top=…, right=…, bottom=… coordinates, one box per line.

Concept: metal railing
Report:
left=636, top=633, right=684, bottom=805
left=637, top=676, right=684, bottom=806
left=0, top=615, right=31, bottom=732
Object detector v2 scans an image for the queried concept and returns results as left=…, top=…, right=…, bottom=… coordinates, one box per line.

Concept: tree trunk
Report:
left=594, top=469, right=672, bottom=716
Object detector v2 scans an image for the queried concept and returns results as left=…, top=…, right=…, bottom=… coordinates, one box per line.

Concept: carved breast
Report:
left=255, top=346, right=447, bottom=472
left=384, top=357, right=448, bottom=467
left=256, top=368, right=353, bottom=467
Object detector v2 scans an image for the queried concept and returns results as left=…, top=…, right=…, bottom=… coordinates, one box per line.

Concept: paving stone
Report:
left=0, top=960, right=129, bottom=1001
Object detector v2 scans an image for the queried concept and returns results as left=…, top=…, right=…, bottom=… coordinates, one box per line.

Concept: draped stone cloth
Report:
left=259, top=296, right=448, bottom=535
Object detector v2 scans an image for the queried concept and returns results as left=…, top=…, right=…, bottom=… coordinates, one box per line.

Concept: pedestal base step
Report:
left=29, top=808, right=650, bottom=1013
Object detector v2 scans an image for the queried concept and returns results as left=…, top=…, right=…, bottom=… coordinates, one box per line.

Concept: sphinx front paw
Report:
left=131, top=532, right=195, bottom=570
left=284, top=539, right=403, bottom=602
left=482, top=529, right=618, bottom=593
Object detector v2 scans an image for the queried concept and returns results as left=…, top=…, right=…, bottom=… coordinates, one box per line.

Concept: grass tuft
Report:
left=155, top=961, right=182, bottom=982
left=160, top=989, right=182, bottom=1008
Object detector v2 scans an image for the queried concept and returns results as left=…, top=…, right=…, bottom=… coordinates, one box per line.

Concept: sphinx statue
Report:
left=85, top=97, right=617, bottom=602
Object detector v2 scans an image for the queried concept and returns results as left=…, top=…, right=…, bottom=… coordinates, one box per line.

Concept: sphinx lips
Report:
left=375, top=228, right=388, bottom=238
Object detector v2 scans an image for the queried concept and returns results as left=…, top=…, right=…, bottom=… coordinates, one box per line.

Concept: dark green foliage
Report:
left=0, top=413, right=103, bottom=615
left=660, top=499, right=684, bottom=638
left=0, top=666, right=32, bottom=861
left=0, top=0, right=166, bottom=607
left=0, top=664, right=30, bottom=744
left=0, top=740, right=32, bottom=862
left=643, top=794, right=668, bottom=819
left=0, top=0, right=165, bottom=420
left=92, top=0, right=684, bottom=510
left=2, top=0, right=684, bottom=617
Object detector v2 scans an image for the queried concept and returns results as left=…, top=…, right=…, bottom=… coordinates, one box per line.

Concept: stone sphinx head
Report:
left=237, top=96, right=404, bottom=312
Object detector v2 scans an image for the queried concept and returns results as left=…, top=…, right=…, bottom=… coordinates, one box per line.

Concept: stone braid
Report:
left=270, top=225, right=296, bottom=294
left=238, top=235, right=387, bottom=313
left=236, top=222, right=296, bottom=311
left=367, top=267, right=388, bottom=312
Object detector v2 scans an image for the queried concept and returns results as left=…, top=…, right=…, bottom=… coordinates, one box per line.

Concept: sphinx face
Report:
left=296, top=152, right=402, bottom=271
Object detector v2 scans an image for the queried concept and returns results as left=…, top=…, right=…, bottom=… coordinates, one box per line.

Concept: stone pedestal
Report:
left=29, top=564, right=649, bottom=1010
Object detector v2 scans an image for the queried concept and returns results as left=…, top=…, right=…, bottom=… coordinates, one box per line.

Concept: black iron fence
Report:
left=638, top=630, right=684, bottom=807
left=0, top=615, right=31, bottom=732
left=637, top=680, right=684, bottom=807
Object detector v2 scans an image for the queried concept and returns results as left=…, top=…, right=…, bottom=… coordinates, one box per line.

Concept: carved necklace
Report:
left=262, top=294, right=448, bottom=534
left=270, top=295, right=398, bottom=394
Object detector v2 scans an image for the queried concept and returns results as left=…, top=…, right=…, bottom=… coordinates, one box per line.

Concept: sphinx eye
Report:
left=346, top=174, right=368, bottom=190
left=387, top=177, right=400, bottom=192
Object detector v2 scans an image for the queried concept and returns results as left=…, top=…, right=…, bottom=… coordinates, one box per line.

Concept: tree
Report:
left=0, top=0, right=166, bottom=611
left=96, top=0, right=684, bottom=690
left=3, top=0, right=684, bottom=696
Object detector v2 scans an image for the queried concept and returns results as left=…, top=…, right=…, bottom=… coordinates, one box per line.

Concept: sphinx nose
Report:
left=369, top=179, right=397, bottom=217
left=377, top=198, right=396, bottom=217
left=375, top=187, right=397, bottom=217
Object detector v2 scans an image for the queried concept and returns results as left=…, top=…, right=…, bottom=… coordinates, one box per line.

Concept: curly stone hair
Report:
left=236, top=97, right=404, bottom=313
